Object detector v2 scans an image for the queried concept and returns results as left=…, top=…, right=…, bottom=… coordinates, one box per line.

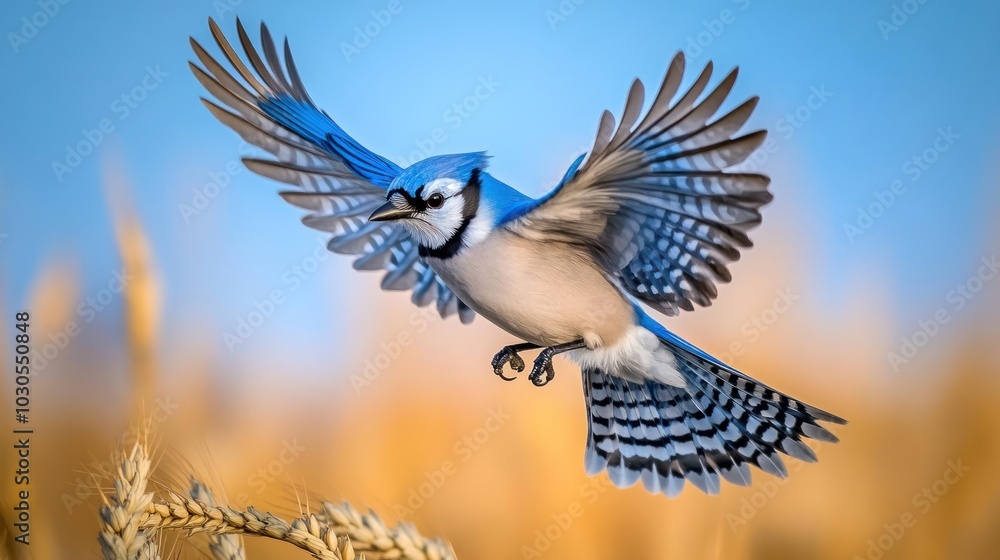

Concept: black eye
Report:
left=427, top=193, right=445, bottom=209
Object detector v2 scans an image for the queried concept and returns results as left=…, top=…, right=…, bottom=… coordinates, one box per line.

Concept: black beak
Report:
left=369, top=200, right=414, bottom=222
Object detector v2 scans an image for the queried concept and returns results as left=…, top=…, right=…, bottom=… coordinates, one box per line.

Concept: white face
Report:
left=396, top=178, right=468, bottom=249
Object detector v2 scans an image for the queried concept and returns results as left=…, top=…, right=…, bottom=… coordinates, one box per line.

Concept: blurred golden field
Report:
left=2, top=172, right=999, bottom=560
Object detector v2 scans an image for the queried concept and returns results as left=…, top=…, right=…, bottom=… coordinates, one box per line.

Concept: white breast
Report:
left=430, top=228, right=632, bottom=345
left=428, top=222, right=683, bottom=387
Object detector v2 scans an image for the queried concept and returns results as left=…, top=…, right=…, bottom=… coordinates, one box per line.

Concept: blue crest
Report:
left=390, top=152, right=491, bottom=194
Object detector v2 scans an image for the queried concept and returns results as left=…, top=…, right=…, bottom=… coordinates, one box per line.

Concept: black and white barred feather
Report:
left=583, top=339, right=845, bottom=496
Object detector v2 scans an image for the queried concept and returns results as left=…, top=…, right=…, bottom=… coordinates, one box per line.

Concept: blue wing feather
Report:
left=191, top=19, right=474, bottom=323
left=503, top=53, right=771, bottom=316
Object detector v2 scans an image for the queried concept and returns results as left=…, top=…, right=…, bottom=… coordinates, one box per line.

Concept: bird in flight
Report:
left=190, top=19, right=845, bottom=497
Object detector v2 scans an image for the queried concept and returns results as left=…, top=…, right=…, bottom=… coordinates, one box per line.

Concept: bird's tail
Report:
left=583, top=324, right=846, bottom=497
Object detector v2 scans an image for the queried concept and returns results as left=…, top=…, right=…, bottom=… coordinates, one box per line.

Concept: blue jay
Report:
left=191, top=19, right=845, bottom=497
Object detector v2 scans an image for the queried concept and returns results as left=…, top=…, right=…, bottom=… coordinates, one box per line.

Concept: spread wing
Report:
left=502, top=53, right=771, bottom=316
left=189, top=19, right=475, bottom=323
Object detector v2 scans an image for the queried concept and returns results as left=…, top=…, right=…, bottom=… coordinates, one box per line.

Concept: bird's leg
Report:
left=529, top=339, right=587, bottom=387
left=492, top=342, right=540, bottom=381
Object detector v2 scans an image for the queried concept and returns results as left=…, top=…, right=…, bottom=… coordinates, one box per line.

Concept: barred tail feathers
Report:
left=582, top=329, right=845, bottom=497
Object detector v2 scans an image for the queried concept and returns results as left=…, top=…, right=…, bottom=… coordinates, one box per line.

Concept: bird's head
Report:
left=370, top=152, right=489, bottom=252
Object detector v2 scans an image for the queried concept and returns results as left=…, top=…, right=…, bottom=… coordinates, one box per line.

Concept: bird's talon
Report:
left=529, top=351, right=557, bottom=387
left=509, top=355, right=525, bottom=372
left=492, top=346, right=525, bottom=381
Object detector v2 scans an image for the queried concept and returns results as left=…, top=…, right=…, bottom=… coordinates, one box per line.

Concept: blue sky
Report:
left=1, top=0, right=997, bottom=358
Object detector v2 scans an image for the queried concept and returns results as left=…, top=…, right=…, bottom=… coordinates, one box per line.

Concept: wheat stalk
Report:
left=97, top=439, right=453, bottom=559
left=97, top=442, right=159, bottom=560
left=140, top=492, right=346, bottom=558
left=105, top=165, right=162, bottom=417
left=188, top=480, right=246, bottom=560
left=316, top=502, right=456, bottom=560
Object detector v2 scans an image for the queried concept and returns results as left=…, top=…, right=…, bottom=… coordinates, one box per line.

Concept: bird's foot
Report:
left=492, top=346, right=526, bottom=381
left=529, top=347, right=557, bottom=387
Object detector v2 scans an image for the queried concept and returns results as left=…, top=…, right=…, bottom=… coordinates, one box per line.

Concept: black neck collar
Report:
left=419, top=216, right=473, bottom=259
